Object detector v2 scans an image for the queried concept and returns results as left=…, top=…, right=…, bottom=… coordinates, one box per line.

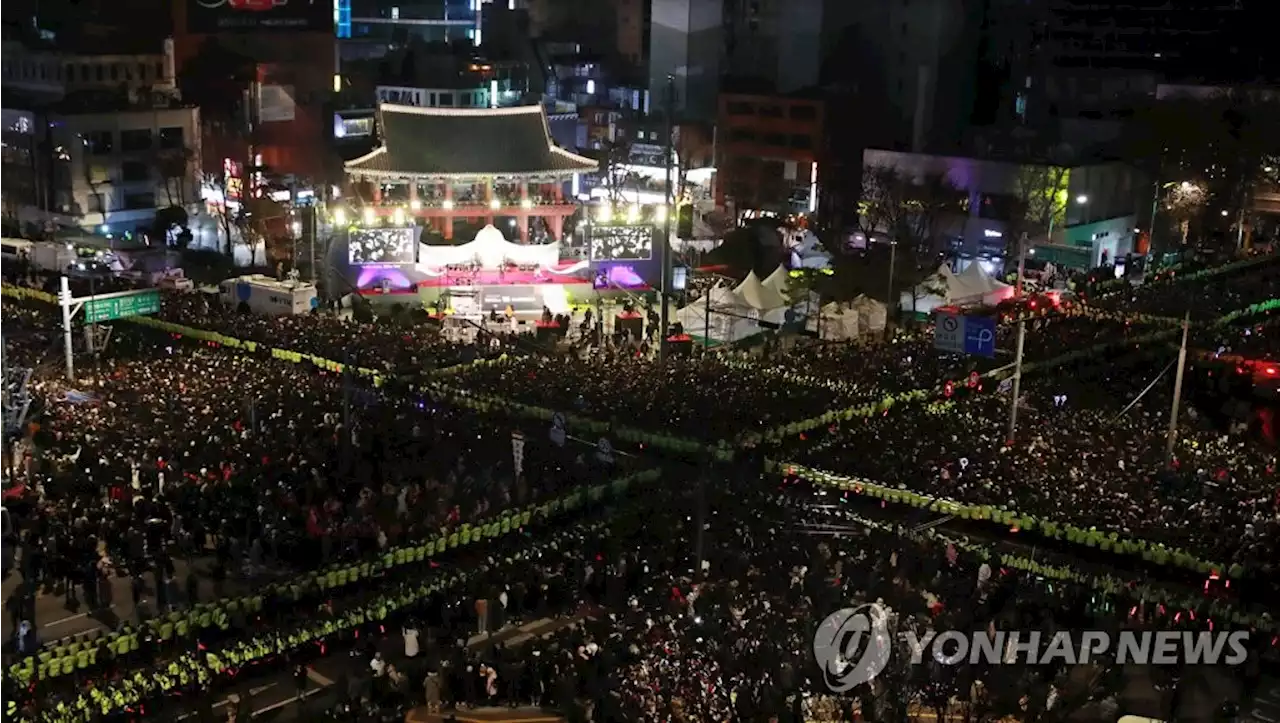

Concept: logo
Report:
left=812, top=603, right=891, bottom=692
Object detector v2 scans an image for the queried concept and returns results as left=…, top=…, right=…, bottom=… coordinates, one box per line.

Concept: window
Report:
left=83, top=131, right=113, bottom=154
left=789, top=134, right=813, bottom=150
left=120, top=129, right=152, bottom=152
left=438, top=92, right=453, bottom=106
left=758, top=105, right=783, bottom=118
left=789, top=105, right=817, bottom=121
left=158, top=127, right=184, bottom=150
left=122, top=192, right=155, bottom=210
left=121, top=161, right=150, bottom=182
left=763, top=133, right=786, bottom=147
left=728, top=128, right=756, bottom=143
left=726, top=101, right=754, bottom=116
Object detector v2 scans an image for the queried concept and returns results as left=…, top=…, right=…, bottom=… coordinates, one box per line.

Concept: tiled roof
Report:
left=345, top=103, right=598, bottom=178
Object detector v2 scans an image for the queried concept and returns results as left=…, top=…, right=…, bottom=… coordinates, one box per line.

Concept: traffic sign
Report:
left=596, top=437, right=614, bottom=464
left=934, top=312, right=964, bottom=353
left=963, top=316, right=997, bottom=358
left=549, top=412, right=566, bottom=446
left=83, top=290, right=160, bottom=323
left=934, top=311, right=996, bottom=359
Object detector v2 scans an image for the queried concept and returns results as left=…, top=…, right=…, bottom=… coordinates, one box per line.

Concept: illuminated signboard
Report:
left=589, top=225, right=654, bottom=262
left=349, top=227, right=419, bottom=266
left=187, top=0, right=334, bottom=34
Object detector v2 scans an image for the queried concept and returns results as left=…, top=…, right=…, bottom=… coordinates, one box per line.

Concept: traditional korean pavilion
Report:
left=344, top=103, right=598, bottom=242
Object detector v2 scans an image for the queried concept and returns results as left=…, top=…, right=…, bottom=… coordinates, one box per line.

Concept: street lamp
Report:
left=1075, top=194, right=1089, bottom=205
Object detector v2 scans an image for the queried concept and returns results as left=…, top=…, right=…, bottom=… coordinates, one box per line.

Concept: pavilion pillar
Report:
left=484, top=177, right=494, bottom=226
left=443, top=183, right=454, bottom=240
left=371, top=180, right=382, bottom=205
left=550, top=215, right=564, bottom=241
left=408, top=179, right=418, bottom=205
left=552, top=181, right=563, bottom=203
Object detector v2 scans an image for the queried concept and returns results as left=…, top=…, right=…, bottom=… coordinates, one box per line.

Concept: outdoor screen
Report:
left=589, top=225, right=654, bottom=262
left=349, top=227, right=419, bottom=266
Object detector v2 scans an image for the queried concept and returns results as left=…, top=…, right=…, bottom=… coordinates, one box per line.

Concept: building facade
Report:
left=716, top=93, right=823, bottom=216
left=49, top=104, right=202, bottom=233
left=862, top=148, right=1146, bottom=267
left=648, top=0, right=721, bottom=121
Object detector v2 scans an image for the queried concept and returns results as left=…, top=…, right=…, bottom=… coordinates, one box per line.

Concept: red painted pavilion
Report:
left=344, top=104, right=598, bottom=242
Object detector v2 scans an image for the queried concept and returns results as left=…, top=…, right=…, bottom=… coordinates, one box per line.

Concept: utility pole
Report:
left=658, top=74, right=676, bottom=363
left=1165, top=311, right=1190, bottom=465
left=1007, top=232, right=1029, bottom=443
left=703, top=280, right=712, bottom=348
left=59, top=276, right=76, bottom=381
left=310, top=205, right=319, bottom=284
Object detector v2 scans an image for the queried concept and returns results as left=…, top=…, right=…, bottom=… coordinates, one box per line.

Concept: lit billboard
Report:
left=187, top=0, right=334, bottom=33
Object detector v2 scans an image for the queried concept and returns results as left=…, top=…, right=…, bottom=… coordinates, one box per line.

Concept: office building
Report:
left=716, top=92, right=823, bottom=217
left=648, top=0, right=721, bottom=121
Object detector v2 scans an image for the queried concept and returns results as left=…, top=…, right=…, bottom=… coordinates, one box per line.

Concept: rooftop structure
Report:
left=344, top=103, right=597, bottom=242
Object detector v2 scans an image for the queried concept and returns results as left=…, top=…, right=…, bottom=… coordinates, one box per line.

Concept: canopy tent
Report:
left=808, top=296, right=888, bottom=340
left=762, top=265, right=790, bottom=296
left=780, top=229, right=832, bottom=269
left=734, top=271, right=788, bottom=311
left=676, top=284, right=761, bottom=345
left=417, top=224, right=563, bottom=269
left=900, top=264, right=955, bottom=315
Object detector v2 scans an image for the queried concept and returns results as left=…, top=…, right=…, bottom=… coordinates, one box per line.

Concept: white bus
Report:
left=219, top=274, right=318, bottom=316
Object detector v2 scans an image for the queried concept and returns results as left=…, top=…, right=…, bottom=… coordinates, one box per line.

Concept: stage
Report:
left=415, top=267, right=589, bottom=287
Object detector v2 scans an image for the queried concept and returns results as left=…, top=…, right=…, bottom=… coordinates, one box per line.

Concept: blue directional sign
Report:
left=963, top=316, right=997, bottom=358
left=934, top=311, right=996, bottom=358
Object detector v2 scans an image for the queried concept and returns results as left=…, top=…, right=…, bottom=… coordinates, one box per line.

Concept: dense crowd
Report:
left=1090, top=257, right=1280, bottom=320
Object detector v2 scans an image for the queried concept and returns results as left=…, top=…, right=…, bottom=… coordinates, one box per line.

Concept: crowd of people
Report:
left=1, top=251, right=1276, bottom=722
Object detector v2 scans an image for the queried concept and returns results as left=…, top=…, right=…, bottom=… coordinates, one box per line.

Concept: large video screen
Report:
left=589, top=225, right=654, bottom=262
left=349, top=227, right=418, bottom=266
left=187, top=0, right=334, bottom=34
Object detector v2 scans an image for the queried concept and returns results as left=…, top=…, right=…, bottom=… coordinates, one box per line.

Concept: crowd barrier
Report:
left=778, top=462, right=1246, bottom=580
left=8, top=467, right=660, bottom=721
left=813, top=505, right=1276, bottom=634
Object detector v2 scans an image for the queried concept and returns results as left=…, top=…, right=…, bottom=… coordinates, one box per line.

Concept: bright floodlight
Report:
left=1075, top=195, right=1088, bottom=204
left=627, top=204, right=641, bottom=223
left=1221, top=209, right=1229, bottom=216
left=363, top=207, right=376, bottom=225
left=655, top=205, right=668, bottom=222
left=520, top=198, right=533, bottom=210
left=334, top=208, right=347, bottom=226
left=410, top=198, right=422, bottom=211
left=442, top=199, right=455, bottom=210
left=393, top=207, right=406, bottom=226
left=291, top=221, right=302, bottom=236
left=489, top=198, right=501, bottom=210
left=596, top=205, right=612, bottom=223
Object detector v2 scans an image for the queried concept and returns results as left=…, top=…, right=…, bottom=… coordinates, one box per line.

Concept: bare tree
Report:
left=155, top=146, right=195, bottom=208
left=1008, top=164, right=1070, bottom=252
left=601, top=139, right=632, bottom=205
left=1161, top=180, right=1208, bottom=247
left=857, top=164, right=959, bottom=252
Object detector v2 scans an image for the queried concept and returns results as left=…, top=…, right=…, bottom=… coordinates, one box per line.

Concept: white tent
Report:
left=780, top=229, right=832, bottom=269
left=762, top=265, right=790, bottom=296
left=809, top=296, right=888, bottom=340
left=418, top=224, right=562, bottom=269
left=900, top=264, right=955, bottom=315
left=676, top=284, right=759, bottom=345
left=734, top=271, right=788, bottom=311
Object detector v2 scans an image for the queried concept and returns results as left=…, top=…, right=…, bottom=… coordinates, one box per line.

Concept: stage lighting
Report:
left=596, top=205, right=612, bottom=223
left=410, top=198, right=422, bottom=211
left=291, top=221, right=301, bottom=236
left=627, top=204, right=640, bottom=223
left=334, top=208, right=347, bottom=226
left=489, top=198, right=501, bottom=210
left=363, top=207, right=376, bottom=226
left=442, top=199, right=455, bottom=210
left=655, top=205, right=668, bottom=223
left=520, top=198, right=533, bottom=210
left=393, top=207, right=406, bottom=226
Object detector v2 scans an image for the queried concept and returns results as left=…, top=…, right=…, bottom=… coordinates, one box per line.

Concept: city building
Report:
left=862, top=148, right=1147, bottom=268
left=47, top=101, right=201, bottom=234
left=336, top=0, right=479, bottom=48
left=648, top=0, right=721, bottom=121
left=172, top=0, right=335, bottom=184
left=715, top=92, right=823, bottom=217
left=343, top=103, right=596, bottom=242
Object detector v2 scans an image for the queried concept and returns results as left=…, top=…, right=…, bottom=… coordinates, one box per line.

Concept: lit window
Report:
left=391, top=6, right=399, bottom=18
